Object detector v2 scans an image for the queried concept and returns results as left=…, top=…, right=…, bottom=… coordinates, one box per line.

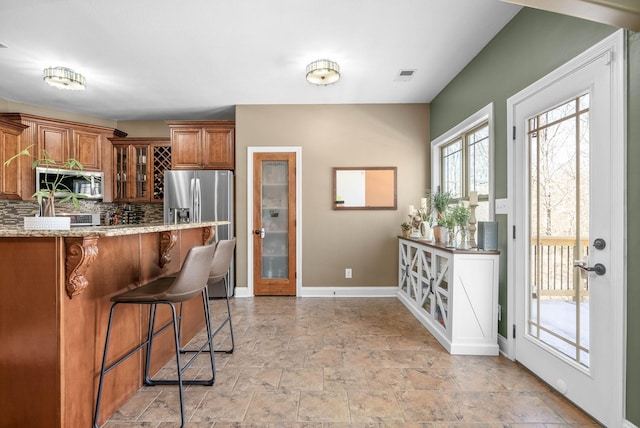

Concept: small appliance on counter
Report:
left=62, top=213, right=101, bottom=227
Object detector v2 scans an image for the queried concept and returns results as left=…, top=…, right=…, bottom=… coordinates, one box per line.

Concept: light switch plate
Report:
left=495, top=198, right=510, bottom=214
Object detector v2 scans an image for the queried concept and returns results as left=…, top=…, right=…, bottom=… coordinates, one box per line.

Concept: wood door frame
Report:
left=246, top=147, right=302, bottom=297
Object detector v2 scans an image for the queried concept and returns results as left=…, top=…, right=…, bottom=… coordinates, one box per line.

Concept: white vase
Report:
left=420, top=222, right=432, bottom=240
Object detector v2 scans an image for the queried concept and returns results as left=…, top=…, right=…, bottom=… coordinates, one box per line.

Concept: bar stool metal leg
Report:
left=93, top=243, right=217, bottom=428
left=212, top=277, right=235, bottom=353
left=178, top=280, right=234, bottom=355
left=93, top=303, right=118, bottom=428
left=146, top=289, right=216, bottom=386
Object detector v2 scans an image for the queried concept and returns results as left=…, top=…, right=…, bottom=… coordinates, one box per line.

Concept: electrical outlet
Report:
left=345, top=268, right=352, bottom=279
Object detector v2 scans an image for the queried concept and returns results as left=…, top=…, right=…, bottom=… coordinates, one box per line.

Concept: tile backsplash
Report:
left=0, top=199, right=164, bottom=226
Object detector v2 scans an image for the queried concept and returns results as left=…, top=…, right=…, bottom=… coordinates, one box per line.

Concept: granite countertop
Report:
left=0, top=221, right=230, bottom=238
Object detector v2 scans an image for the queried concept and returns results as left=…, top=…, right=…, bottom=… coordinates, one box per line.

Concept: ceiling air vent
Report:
left=394, top=69, right=416, bottom=82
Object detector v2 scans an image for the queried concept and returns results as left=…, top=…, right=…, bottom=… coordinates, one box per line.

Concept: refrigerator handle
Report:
left=191, top=178, right=202, bottom=223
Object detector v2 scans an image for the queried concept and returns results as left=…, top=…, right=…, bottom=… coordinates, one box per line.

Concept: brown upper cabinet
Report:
left=110, top=137, right=171, bottom=203
left=0, top=118, right=29, bottom=200
left=0, top=113, right=126, bottom=201
left=167, top=121, right=235, bottom=170
left=0, top=113, right=126, bottom=173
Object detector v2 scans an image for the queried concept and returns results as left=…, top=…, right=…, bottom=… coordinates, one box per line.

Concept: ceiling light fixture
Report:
left=43, top=66, right=86, bottom=90
left=305, top=59, right=340, bottom=85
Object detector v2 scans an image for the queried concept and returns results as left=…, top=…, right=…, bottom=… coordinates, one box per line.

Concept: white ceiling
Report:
left=0, top=0, right=521, bottom=121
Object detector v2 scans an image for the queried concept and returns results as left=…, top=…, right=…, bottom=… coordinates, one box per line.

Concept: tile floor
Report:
left=103, top=297, right=600, bottom=427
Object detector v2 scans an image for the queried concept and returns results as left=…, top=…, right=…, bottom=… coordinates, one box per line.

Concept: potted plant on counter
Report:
left=432, top=189, right=452, bottom=243
left=400, top=222, right=411, bottom=238
left=4, top=145, right=86, bottom=229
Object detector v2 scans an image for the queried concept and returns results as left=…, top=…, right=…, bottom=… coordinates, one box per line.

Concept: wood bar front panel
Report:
left=0, top=229, right=208, bottom=428
left=0, top=238, right=61, bottom=428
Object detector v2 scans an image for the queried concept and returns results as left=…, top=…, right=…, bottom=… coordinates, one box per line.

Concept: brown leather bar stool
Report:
left=206, top=238, right=236, bottom=353
left=179, top=238, right=236, bottom=354
left=93, top=243, right=217, bottom=428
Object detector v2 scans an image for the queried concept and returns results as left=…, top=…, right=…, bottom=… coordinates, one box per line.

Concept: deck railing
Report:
left=532, top=236, right=589, bottom=300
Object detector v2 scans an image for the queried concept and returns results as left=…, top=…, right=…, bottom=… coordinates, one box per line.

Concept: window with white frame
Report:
left=431, top=104, right=493, bottom=222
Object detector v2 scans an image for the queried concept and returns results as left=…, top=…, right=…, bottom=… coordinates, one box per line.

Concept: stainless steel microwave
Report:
left=35, top=167, right=104, bottom=200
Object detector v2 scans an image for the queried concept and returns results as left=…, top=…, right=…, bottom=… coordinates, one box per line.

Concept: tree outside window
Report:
left=440, top=123, right=490, bottom=221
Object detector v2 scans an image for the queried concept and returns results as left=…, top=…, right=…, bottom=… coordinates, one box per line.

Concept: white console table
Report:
left=397, top=237, right=500, bottom=355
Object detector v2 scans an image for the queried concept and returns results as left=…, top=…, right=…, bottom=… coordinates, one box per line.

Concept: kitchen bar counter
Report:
left=0, top=222, right=228, bottom=428
left=0, top=220, right=226, bottom=237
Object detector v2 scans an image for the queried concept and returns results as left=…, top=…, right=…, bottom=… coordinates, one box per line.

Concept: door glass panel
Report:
left=528, top=95, right=590, bottom=367
left=261, top=160, right=289, bottom=279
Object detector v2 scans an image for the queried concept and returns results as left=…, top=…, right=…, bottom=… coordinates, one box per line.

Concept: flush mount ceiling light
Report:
left=305, top=59, right=340, bottom=85
left=43, top=66, right=86, bottom=90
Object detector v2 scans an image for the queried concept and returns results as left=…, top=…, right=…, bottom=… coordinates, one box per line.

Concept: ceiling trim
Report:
left=500, top=0, right=640, bottom=31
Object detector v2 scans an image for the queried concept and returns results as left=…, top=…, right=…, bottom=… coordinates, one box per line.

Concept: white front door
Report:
left=509, top=31, right=625, bottom=426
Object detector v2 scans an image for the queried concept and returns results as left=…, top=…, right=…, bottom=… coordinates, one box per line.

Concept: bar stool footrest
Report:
left=144, top=377, right=214, bottom=386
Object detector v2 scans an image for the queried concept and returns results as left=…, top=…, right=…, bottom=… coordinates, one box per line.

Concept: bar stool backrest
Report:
left=208, top=238, right=236, bottom=285
left=165, top=243, right=217, bottom=301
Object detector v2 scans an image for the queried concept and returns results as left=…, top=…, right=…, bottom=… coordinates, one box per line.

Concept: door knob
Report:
left=574, top=262, right=606, bottom=276
left=254, top=228, right=265, bottom=238
left=593, top=238, right=606, bottom=250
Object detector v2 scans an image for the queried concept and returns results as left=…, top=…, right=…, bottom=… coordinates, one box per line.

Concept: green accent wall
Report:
left=430, top=7, right=639, bottom=425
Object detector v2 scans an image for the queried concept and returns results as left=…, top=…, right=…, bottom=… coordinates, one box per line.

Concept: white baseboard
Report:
left=498, top=334, right=511, bottom=358
left=232, top=286, right=397, bottom=298
left=624, top=419, right=638, bottom=428
left=300, top=286, right=397, bottom=297
left=233, top=287, right=252, bottom=298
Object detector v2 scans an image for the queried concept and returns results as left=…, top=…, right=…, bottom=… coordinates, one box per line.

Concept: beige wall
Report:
left=1, top=98, right=430, bottom=290
left=116, top=121, right=171, bottom=137
left=236, top=104, right=430, bottom=289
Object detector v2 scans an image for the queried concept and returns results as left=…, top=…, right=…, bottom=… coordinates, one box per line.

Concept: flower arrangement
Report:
left=438, top=211, right=456, bottom=231
left=451, top=204, right=471, bottom=228
left=409, top=211, right=422, bottom=232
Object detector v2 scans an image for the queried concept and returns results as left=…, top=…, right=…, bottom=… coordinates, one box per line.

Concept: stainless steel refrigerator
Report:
left=164, top=170, right=235, bottom=297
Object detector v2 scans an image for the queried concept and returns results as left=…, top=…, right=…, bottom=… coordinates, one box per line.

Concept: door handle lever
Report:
left=574, top=262, right=606, bottom=276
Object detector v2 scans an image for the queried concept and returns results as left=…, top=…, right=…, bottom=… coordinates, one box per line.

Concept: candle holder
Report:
left=468, top=202, right=478, bottom=248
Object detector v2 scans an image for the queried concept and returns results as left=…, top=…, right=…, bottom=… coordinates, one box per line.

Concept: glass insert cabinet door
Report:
left=253, top=152, right=296, bottom=296
left=113, top=144, right=150, bottom=201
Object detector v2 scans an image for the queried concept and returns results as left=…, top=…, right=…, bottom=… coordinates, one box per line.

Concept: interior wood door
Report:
left=253, top=152, right=296, bottom=295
